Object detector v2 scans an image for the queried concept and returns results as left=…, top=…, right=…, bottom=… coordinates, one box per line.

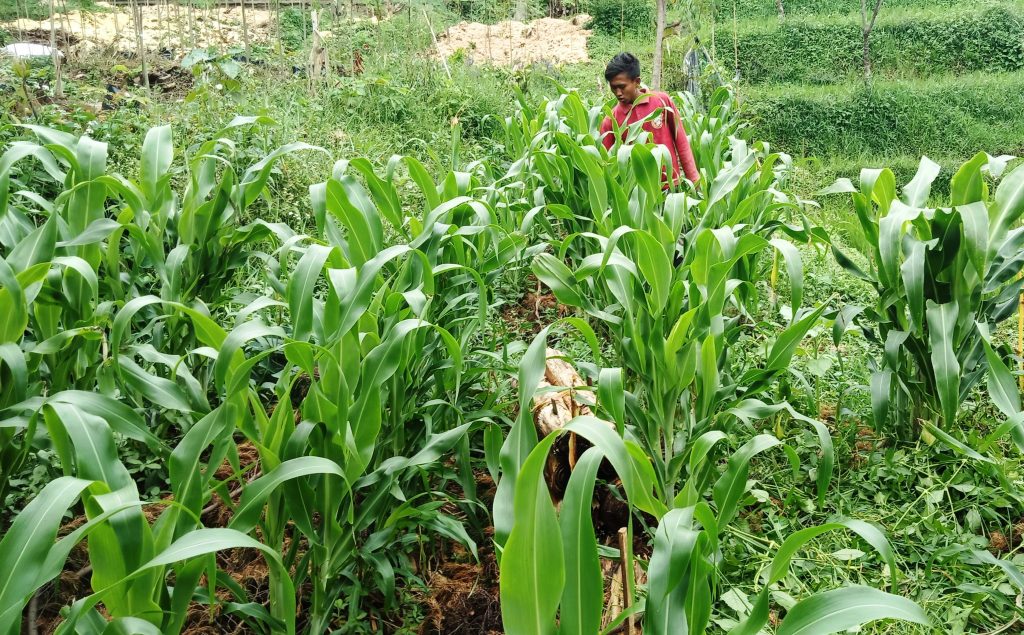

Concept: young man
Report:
left=599, top=53, right=700, bottom=187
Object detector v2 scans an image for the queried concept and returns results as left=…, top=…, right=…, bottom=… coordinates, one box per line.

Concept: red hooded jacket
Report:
left=599, top=90, right=700, bottom=185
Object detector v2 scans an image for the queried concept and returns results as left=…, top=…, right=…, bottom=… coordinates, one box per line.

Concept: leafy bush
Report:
left=586, top=0, right=654, bottom=36
left=744, top=71, right=1024, bottom=158
left=719, top=0, right=963, bottom=20
left=725, top=4, right=1024, bottom=84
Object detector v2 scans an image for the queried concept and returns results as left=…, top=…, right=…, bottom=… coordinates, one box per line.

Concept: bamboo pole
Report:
left=1018, top=273, right=1023, bottom=390
left=186, top=0, right=196, bottom=49
left=48, top=0, right=63, bottom=98
left=275, top=0, right=282, bottom=57
left=15, top=0, right=25, bottom=43
left=423, top=8, right=450, bottom=80
left=618, top=528, right=635, bottom=635
left=130, top=0, right=150, bottom=89
left=241, top=0, right=250, bottom=56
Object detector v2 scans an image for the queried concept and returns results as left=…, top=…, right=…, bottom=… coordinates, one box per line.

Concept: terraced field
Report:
left=722, top=0, right=1024, bottom=190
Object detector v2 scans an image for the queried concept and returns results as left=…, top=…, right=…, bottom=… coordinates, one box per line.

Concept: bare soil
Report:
left=436, top=15, right=591, bottom=68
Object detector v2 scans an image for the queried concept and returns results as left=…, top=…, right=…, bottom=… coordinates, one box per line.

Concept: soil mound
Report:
left=436, top=15, right=591, bottom=68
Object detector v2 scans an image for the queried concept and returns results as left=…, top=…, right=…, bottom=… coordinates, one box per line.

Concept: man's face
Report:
left=608, top=72, right=642, bottom=106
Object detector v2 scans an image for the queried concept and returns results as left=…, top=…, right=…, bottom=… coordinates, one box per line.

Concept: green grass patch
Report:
left=717, top=0, right=964, bottom=20
left=742, top=70, right=1024, bottom=158
left=718, top=2, right=1024, bottom=84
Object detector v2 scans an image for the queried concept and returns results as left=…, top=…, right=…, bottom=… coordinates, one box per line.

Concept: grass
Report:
left=741, top=70, right=1024, bottom=159
left=721, top=1, right=1024, bottom=84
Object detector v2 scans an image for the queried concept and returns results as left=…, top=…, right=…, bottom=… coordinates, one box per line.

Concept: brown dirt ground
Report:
left=500, top=277, right=572, bottom=335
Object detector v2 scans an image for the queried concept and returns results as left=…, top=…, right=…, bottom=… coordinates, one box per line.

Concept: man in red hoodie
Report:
left=599, top=53, right=701, bottom=188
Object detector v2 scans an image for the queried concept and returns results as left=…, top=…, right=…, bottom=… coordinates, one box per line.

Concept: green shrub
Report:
left=722, top=4, right=1024, bottom=84
left=743, top=71, right=1024, bottom=158
left=586, top=0, right=654, bottom=36
left=718, top=0, right=963, bottom=20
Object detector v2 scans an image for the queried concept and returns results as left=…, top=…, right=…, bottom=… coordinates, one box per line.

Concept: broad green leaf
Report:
left=950, top=152, right=988, bottom=206
left=902, top=156, right=941, bottom=208
left=769, top=238, right=803, bottom=315
left=500, top=432, right=563, bottom=635
left=992, top=162, right=1024, bottom=241
left=926, top=301, right=961, bottom=427
left=558, top=448, right=603, bottom=635
left=288, top=244, right=332, bottom=342
left=0, top=477, right=92, bottom=633
left=646, top=507, right=702, bottom=635
left=777, top=586, right=929, bottom=635
left=230, top=457, right=345, bottom=533
left=140, top=125, right=173, bottom=205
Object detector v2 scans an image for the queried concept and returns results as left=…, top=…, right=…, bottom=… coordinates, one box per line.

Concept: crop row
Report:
left=1, top=86, right=1022, bottom=632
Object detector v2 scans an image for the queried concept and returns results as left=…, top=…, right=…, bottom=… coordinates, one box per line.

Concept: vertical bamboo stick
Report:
left=423, top=8, right=450, bottom=79
left=241, top=0, right=250, bottom=56
left=186, top=0, right=197, bottom=49
left=617, top=528, right=635, bottom=635
left=1018, top=273, right=1023, bottom=390
left=131, top=0, right=150, bottom=89
left=49, top=0, right=63, bottom=98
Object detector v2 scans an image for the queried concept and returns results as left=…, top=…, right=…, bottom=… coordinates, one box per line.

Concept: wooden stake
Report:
left=618, top=528, right=635, bottom=635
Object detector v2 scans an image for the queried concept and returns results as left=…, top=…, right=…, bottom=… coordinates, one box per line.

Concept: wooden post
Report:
left=618, top=528, right=635, bottom=635
left=652, top=0, right=666, bottom=89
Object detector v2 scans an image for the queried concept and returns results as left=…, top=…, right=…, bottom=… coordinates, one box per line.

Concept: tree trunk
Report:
left=861, top=26, right=871, bottom=80
left=652, top=0, right=666, bottom=89
left=775, top=0, right=784, bottom=19
left=860, top=0, right=883, bottom=83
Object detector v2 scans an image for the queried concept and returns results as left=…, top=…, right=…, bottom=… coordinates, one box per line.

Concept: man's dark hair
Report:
left=605, top=53, right=641, bottom=82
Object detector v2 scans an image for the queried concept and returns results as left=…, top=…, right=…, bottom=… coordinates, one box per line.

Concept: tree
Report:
left=652, top=0, right=667, bottom=89
left=776, top=0, right=785, bottom=19
left=860, top=0, right=884, bottom=82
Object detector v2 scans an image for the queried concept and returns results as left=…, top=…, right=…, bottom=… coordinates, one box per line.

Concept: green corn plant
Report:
left=500, top=85, right=809, bottom=302
left=0, top=389, right=296, bottom=634
left=496, top=329, right=928, bottom=635
left=530, top=140, right=824, bottom=502
left=229, top=154, right=544, bottom=629
left=826, top=155, right=1024, bottom=442
left=255, top=245, right=472, bottom=631
left=676, top=86, right=745, bottom=183
left=103, top=118, right=324, bottom=308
